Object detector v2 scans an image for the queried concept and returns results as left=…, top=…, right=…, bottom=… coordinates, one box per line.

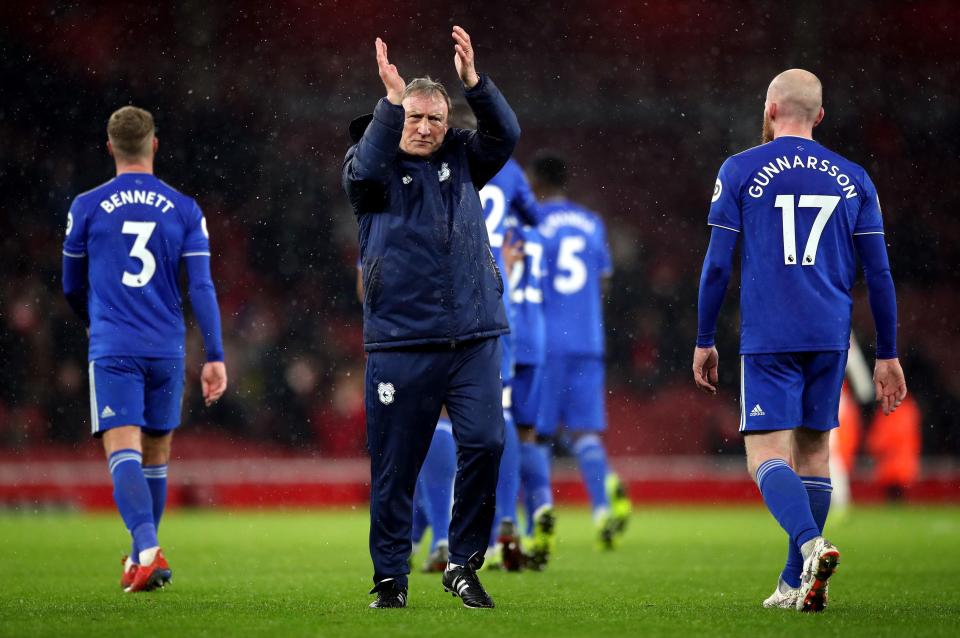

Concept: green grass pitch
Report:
left=1, top=506, right=958, bottom=637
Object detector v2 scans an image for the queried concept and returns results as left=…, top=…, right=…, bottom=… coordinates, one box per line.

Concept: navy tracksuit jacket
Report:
left=342, top=74, right=520, bottom=586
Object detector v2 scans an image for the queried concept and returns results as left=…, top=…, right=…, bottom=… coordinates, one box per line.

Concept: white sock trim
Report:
left=139, top=546, right=160, bottom=566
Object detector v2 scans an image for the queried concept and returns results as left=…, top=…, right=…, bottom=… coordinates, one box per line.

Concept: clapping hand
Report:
left=375, top=37, right=405, bottom=105
left=452, top=26, right=480, bottom=89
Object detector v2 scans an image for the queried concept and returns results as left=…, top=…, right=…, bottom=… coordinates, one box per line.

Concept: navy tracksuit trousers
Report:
left=365, top=337, right=504, bottom=587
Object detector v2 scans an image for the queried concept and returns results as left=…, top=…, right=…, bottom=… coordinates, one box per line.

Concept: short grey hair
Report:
left=402, top=77, right=452, bottom=110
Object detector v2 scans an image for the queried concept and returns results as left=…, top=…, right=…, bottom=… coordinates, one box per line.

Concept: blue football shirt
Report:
left=506, top=222, right=546, bottom=366
left=480, top=158, right=542, bottom=382
left=63, top=172, right=211, bottom=360
left=539, top=200, right=612, bottom=357
left=708, top=135, right=885, bottom=353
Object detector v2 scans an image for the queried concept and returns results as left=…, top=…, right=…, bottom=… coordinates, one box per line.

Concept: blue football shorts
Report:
left=739, top=351, right=848, bottom=433
left=536, top=354, right=606, bottom=436
left=88, top=357, right=185, bottom=436
left=511, top=363, right=543, bottom=428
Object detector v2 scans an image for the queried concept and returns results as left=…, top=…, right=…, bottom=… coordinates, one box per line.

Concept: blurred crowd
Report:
left=1, top=1, right=957, bottom=457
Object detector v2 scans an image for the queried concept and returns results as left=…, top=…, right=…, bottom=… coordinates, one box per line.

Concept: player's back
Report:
left=481, top=158, right=542, bottom=381
left=64, top=172, right=209, bottom=359
left=709, top=136, right=884, bottom=354
left=539, top=199, right=611, bottom=358
left=480, top=158, right=538, bottom=253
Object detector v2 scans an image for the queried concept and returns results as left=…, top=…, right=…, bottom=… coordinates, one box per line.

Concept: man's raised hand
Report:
left=375, top=37, right=405, bottom=105
left=452, top=26, right=479, bottom=89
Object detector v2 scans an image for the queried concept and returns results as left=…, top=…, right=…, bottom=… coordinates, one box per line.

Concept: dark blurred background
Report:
left=2, top=1, right=958, bottom=460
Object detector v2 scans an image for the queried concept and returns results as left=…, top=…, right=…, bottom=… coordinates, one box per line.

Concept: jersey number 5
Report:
left=121, top=221, right=157, bottom=287
left=775, top=195, right=840, bottom=266
left=554, top=236, right=587, bottom=294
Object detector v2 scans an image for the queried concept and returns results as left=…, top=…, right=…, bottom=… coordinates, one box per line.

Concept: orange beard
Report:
left=762, top=111, right=774, bottom=144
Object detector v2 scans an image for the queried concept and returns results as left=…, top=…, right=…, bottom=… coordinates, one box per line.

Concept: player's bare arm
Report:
left=692, top=346, right=719, bottom=395
left=873, top=357, right=907, bottom=416
left=375, top=37, right=405, bottom=105
left=452, top=25, right=479, bottom=88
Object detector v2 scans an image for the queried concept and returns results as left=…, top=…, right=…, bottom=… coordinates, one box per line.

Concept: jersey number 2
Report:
left=480, top=184, right=506, bottom=248
left=121, top=221, right=157, bottom=287
left=775, top=195, right=840, bottom=266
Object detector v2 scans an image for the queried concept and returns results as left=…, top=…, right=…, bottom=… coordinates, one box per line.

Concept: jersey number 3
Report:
left=121, top=221, right=157, bottom=287
left=775, top=195, right=840, bottom=266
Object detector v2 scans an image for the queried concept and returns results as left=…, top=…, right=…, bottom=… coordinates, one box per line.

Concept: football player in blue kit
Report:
left=479, top=157, right=542, bottom=570
left=693, top=69, right=907, bottom=612
left=62, top=106, right=227, bottom=592
left=530, top=154, right=631, bottom=551
left=504, top=216, right=556, bottom=569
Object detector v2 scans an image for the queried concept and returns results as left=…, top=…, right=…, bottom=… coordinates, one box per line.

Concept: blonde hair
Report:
left=107, top=106, right=155, bottom=158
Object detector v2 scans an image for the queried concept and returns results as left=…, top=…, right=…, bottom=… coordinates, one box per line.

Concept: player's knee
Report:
left=517, top=425, right=538, bottom=443
left=571, top=431, right=602, bottom=445
left=102, top=425, right=142, bottom=457
left=745, top=448, right=786, bottom=480
left=141, top=430, right=173, bottom=465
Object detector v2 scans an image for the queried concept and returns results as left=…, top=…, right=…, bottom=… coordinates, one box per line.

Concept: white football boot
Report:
left=762, top=578, right=800, bottom=609
left=796, top=537, right=840, bottom=612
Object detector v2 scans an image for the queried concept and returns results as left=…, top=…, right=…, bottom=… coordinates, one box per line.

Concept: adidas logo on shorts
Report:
left=750, top=404, right=765, bottom=417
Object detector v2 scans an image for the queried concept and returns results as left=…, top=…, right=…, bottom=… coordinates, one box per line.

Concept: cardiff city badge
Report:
left=377, top=382, right=395, bottom=405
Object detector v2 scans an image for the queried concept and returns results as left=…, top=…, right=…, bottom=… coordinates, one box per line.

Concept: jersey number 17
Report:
left=774, top=195, right=840, bottom=266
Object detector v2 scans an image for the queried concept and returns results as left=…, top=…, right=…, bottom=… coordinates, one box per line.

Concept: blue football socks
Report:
left=755, top=459, right=820, bottom=562
left=411, top=480, right=430, bottom=547
left=520, top=440, right=553, bottom=518
left=108, top=449, right=158, bottom=560
left=781, top=475, right=833, bottom=587
left=491, top=410, right=520, bottom=545
left=130, top=464, right=168, bottom=563
left=143, top=464, right=168, bottom=527
left=573, top=434, right=610, bottom=515
left=421, top=420, right=456, bottom=550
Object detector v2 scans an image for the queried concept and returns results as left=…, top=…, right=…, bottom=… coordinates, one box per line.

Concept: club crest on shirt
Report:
left=438, top=163, right=451, bottom=182
left=377, top=382, right=395, bottom=405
